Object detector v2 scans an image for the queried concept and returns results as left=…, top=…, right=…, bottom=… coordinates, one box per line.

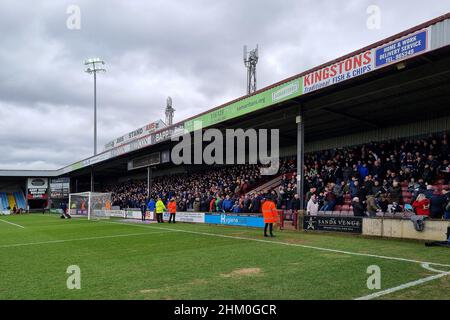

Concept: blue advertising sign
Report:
left=205, top=213, right=265, bottom=228
left=375, top=30, right=428, bottom=68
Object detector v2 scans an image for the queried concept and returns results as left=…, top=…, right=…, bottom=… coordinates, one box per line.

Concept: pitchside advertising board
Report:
left=205, top=213, right=265, bottom=228
left=27, top=178, right=49, bottom=200
left=163, top=212, right=205, bottom=223
left=303, top=216, right=362, bottom=234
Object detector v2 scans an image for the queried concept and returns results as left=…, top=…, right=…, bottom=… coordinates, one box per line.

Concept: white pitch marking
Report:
left=354, top=271, right=450, bottom=300
left=0, top=230, right=174, bottom=248
left=105, top=221, right=450, bottom=269
left=0, top=219, right=25, bottom=229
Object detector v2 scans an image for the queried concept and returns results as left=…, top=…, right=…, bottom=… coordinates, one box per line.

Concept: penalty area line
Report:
left=0, top=219, right=25, bottom=229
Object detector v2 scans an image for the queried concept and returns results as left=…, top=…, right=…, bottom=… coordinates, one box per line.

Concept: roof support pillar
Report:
left=90, top=166, right=94, bottom=192
left=147, top=167, right=152, bottom=199
left=296, top=105, right=305, bottom=210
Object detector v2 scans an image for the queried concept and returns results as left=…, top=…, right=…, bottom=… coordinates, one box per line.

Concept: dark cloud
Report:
left=0, top=0, right=449, bottom=169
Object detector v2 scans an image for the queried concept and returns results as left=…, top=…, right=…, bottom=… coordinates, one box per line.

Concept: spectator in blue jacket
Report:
left=232, top=201, right=242, bottom=213
left=147, top=198, right=156, bottom=214
left=358, top=163, right=369, bottom=181
left=222, top=195, right=234, bottom=212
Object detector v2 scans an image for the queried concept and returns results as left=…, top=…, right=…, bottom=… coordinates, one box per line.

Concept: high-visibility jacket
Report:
left=167, top=201, right=177, bottom=214
left=155, top=200, right=166, bottom=214
left=262, top=200, right=278, bottom=223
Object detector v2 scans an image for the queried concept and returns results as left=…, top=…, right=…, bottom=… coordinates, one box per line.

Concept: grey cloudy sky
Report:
left=0, top=0, right=449, bottom=170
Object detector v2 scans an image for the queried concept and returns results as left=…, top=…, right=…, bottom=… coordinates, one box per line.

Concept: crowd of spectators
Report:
left=280, top=133, right=449, bottom=219
left=107, top=133, right=450, bottom=219
left=108, top=164, right=263, bottom=212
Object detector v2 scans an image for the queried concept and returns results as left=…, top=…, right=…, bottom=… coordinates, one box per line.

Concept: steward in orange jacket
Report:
left=167, top=198, right=177, bottom=223
left=262, top=196, right=278, bottom=237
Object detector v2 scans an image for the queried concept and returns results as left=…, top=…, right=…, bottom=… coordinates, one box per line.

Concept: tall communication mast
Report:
left=243, top=44, right=259, bottom=94
left=165, top=96, right=175, bottom=126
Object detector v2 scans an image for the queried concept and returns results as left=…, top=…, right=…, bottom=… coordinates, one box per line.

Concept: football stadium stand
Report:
left=0, top=192, right=8, bottom=210
left=104, top=133, right=449, bottom=219
left=0, top=13, right=449, bottom=227
left=13, top=191, right=26, bottom=209
left=0, top=191, right=27, bottom=211
left=7, top=194, right=16, bottom=210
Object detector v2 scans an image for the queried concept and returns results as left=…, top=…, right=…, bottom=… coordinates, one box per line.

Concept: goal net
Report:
left=68, top=192, right=112, bottom=220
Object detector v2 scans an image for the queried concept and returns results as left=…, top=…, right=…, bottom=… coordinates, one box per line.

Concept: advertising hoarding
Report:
left=303, top=215, right=362, bottom=234
left=163, top=212, right=205, bottom=223
left=205, top=213, right=264, bottom=228
left=50, top=177, right=70, bottom=199
left=27, top=178, right=49, bottom=200
left=375, top=29, right=428, bottom=68
left=103, top=119, right=166, bottom=151
left=183, top=78, right=303, bottom=132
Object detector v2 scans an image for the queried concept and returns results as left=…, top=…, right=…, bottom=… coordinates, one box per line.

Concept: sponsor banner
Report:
left=110, top=135, right=154, bottom=158
left=152, top=124, right=185, bottom=144
left=303, top=215, right=362, bottom=234
left=303, top=50, right=374, bottom=94
left=72, top=209, right=88, bottom=215
left=205, top=213, right=264, bottom=228
left=109, top=210, right=126, bottom=218
left=124, top=210, right=142, bottom=219
left=50, top=177, right=70, bottom=199
left=163, top=212, right=205, bottom=223
left=123, top=210, right=154, bottom=220
left=27, top=178, right=48, bottom=200
left=103, top=119, right=166, bottom=151
left=184, top=78, right=302, bottom=132
left=375, top=29, right=428, bottom=68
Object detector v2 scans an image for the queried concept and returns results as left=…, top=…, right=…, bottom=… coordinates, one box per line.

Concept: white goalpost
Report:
left=68, top=192, right=112, bottom=220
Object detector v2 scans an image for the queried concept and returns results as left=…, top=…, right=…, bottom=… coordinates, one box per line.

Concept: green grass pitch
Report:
left=0, top=214, right=449, bottom=300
